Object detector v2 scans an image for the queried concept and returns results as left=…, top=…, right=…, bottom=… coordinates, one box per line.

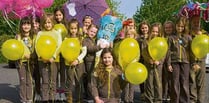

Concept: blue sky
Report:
left=114, top=0, right=142, bottom=18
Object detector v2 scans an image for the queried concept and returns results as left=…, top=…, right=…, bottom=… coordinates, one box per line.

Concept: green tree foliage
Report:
left=133, top=0, right=186, bottom=25
left=106, top=0, right=124, bottom=18
left=133, top=0, right=209, bottom=32
left=45, top=0, right=68, bottom=13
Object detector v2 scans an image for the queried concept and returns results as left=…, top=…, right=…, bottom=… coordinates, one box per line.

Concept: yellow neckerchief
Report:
left=105, top=67, right=112, bottom=99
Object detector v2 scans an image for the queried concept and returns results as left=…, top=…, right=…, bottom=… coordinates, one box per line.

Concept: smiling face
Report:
left=87, top=26, right=98, bottom=38
left=55, top=10, right=64, bottom=23
left=44, top=18, right=53, bottom=31
left=176, top=22, right=185, bottom=34
left=151, top=26, right=159, bottom=37
left=22, top=23, right=31, bottom=35
left=102, top=52, right=113, bottom=67
left=140, top=24, right=149, bottom=35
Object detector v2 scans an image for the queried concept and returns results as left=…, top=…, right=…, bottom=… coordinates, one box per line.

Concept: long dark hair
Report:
left=54, top=6, right=66, bottom=24
left=95, top=48, right=121, bottom=85
left=19, top=16, right=32, bottom=38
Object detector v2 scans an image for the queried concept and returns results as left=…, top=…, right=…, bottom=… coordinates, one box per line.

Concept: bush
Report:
left=0, top=34, right=15, bottom=63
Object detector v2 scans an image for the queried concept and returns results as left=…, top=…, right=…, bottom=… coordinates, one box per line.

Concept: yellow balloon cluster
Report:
left=113, top=38, right=140, bottom=70
left=61, top=38, right=81, bottom=63
left=1, top=39, right=24, bottom=60
left=191, top=34, right=209, bottom=59
left=125, top=62, right=148, bottom=85
left=35, top=35, right=57, bottom=60
left=54, top=24, right=68, bottom=40
left=148, top=37, right=168, bottom=60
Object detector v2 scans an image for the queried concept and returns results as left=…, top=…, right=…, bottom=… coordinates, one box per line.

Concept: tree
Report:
left=133, top=0, right=186, bottom=25
left=106, top=0, right=124, bottom=18
left=133, top=0, right=209, bottom=32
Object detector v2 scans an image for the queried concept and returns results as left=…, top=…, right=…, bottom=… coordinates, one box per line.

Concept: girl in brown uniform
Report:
left=90, top=48, right=127, bottom=103
left=16, top=16, right=33, bottom=103
left=143, top=23, right=164, bottom=103
left=82, top=24, right=106, bottom=100
left=166, top=17, right=192, bottom=103
left=36, top=13, right=62, bottom=102
left=65, top=19, right=87, bottom=103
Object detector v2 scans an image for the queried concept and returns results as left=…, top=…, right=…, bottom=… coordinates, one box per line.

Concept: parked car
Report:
left=8, top=60, right=16, bottom=68
left=206, top=53, right=209, bottom=73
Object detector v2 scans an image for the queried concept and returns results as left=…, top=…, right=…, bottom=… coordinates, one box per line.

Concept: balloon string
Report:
left=3, top=10, right=16, bottom=34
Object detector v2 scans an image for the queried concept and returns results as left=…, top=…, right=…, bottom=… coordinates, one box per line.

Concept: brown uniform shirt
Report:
left=166, top=34, right=192, bottom=66
left=90, top=67, right=127, bottom=99
left=82, top=37, right=101, bottom=62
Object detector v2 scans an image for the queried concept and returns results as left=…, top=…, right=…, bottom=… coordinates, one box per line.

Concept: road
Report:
left=0, top=63, right=209, bottom=103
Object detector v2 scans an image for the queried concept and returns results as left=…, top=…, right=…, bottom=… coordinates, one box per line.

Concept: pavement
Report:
left=0, top=63, right=209, bottom=103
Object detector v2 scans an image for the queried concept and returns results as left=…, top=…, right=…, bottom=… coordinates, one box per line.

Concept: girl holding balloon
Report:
left=64, top=18, right=87, bottom=103
left=35, top=13, right=62, bottom=102
left=123, top=28, right=139, bottom=103
left=16, top=16, right=34, bottom=103
left=142, top=23, right=164, bottom=103
left=90, top=48, right=127, bottom=103
left=166, top=17, right=192, bottom=103
left=189, top=15, right=208, bottom=103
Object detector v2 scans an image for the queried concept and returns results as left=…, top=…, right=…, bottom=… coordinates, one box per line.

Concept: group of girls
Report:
left=135, top=16, right=208, bottom=103
left=15, top=5, right=208, bottom=103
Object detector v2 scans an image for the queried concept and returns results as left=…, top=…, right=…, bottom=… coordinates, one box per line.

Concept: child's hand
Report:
left=168, top=65, right=173, bottom=72
left=95, top=96, right=104, bottom=103
left=154, top=60, right=160, bottom=65
left=24, top=54, right=30, bottom=59
left=192, top=64, right=200, bottom=72
left=100, top=42, right=107, bottom=48
left=150, top=59, right=154, bottom=64
left=49, top=58, right=54, bottom=63
left=71, top=59, right=79, bottom=66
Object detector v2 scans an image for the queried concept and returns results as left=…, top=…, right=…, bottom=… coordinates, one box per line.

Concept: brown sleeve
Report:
left=82, top=38, right=101, bottom=53
left=166, top=36, right=172, bottom=67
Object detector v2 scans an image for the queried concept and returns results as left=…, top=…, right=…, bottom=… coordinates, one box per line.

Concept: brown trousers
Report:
left=39, top=61, right=58, bottom=101
left=66, top=63, right=85, bottom=102
left=170, top=62, right=190, bottom=103
left=58, top=54, right=66, bottom=89
left=162, top=63, right=171, bottom=99
left=190, top=61, right=206, bottom=103
left=17, top=61, right=33, bottom=102
left=144, top=63, right=162, bottom=103
left=123, top=83, right=135, bottom=102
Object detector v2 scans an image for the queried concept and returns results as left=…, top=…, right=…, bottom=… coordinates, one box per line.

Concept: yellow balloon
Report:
left=125, top=62, right=148, bottom=85
left=119, top=38, right=140, bottom=67
left=54, top=24, right=68, bottom=40
left=61, top=38, right=81, bottom=63
left=191, top=34, right=209, bottom=59
left=148, top=37, right=168, bottom=61
left=35, top=35, right=57, bottom=60
left=1, top=39, right=24, bottom=60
